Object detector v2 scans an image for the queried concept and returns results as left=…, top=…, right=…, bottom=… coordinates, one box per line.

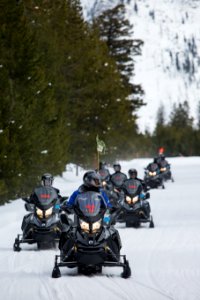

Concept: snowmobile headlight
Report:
left=80, top=220, right=89, bottom=232
left=36, top=208, right=43, bottom=219
left=102, top=181, right=107, bottom=187
left=126, top=196, right=132, bottom=204
left=92, top=220, right=101, bottom=232
left=149, top=171, right=156, bottom=176
left=132, top=195, right=139, bottom=204
left=45, top=207, right=53, bottom=218
left=160, top=167, right=166, bottom=172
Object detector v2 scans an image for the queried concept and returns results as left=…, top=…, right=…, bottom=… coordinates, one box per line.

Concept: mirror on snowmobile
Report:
left=145, top=192, right=150, bottom=199
left=24, top=202, right=34, bottom=212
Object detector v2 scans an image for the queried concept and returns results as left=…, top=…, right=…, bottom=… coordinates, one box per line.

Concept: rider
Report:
left=146, top=159, right=160, bottom=173
left=154, top=154, right=169, bottom=167
left=29, top=173, right=62, bottom=210
left=63, top=170, right=112, bottom=213
left=109, top=163, right=127, bottom=202
left=110, top=163, right=127, bottom=189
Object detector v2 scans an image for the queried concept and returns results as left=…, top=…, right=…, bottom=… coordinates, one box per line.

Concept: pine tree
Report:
left=169, top=101, right=193, bottom=128
left=197, top=101, right=200, bottom=130
left=166, top=101, right=194, bottom=155
left=153, top=104, right=167, bottom=153
left=156, top=104, right=165, bottom=127
left=93, top=3, right=144, bottom=109
left=0, top=0, right=64, bottom=201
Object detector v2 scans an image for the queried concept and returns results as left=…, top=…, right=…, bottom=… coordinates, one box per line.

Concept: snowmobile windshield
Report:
left=160, top=160, right=168, bottom=167
left=33, top=186, right=58, bottom=209
left=123, top=179, right=142, bottom=196
left=74, top=191, right=106, bottom=223
left=111, top=173, right=126, bottom=187
left=148, top=163, right=159, bottom=172
left=99, top=169, right=110, bottom=181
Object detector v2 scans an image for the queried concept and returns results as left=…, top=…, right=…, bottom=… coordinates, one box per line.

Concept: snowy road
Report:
left=0, top=157, right=200, bottom=300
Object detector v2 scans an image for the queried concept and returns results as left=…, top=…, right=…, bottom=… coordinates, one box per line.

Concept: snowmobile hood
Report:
left=74, top=191, right=106, bottom=223
left=33, top=186, right=58, bottom=209
left=148, top=163, right=159, bottom=172
left=99, top=169, right=110, bottom=181
left=123, top=179, right=142, bottom=196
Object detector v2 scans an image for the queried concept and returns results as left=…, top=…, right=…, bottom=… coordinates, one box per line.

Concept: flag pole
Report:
left=97, top=150, right=100, bottom=170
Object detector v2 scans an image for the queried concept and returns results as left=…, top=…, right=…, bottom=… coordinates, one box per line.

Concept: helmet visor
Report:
left=91, top=178, right=101, bottom=187
left=43, top=178, right=52, bottom=186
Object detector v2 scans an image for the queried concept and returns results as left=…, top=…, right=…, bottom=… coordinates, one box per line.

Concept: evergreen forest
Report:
left=0, top=1, right=200, bottom=203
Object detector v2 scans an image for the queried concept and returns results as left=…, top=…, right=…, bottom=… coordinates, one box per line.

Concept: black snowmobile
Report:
left=117, top=179, right=154, bottom=228
left=144, top=162, right=165, bottom=189
left=52, top=191, right=131, bottom=278
left=13, top=186, right=65, bottom=251
left=159, top=160, right=174, bottom=182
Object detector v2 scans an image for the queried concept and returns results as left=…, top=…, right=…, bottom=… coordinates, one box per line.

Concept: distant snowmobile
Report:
left=144, top=162, right=165, bottom=189
left=117, top=179, right=154, bottom=228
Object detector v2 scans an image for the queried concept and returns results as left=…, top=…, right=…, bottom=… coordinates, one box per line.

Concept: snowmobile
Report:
left=117, top=179, right=154, bottom=228
left=159, top=160, right=174, bottom=182
left=13, top=186, right=65, bottom=251
left=51, top=191, right=131, bottom=279
left=144, top=162, right=165, bottom=189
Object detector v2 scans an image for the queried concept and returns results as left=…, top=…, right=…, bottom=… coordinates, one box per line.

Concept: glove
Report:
left=103, top=215, right=111, bottom=225
left=60, top=204, right=73, bottom=214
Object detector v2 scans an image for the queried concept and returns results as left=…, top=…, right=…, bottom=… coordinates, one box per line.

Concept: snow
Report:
left=1, top=157, right=200, bottom=300
left=80, top=0, right=200, bottom=133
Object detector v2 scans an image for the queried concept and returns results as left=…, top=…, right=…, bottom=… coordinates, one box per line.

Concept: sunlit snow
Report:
left=0, top=157, right=200, bottom=300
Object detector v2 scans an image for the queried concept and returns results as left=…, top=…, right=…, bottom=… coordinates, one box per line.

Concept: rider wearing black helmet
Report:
left=128, top=168, right=148, bottom=192
left=110, top=163, right=127, bottom=189
left=63, top=170, right=112, bottom=212
left=29, top=173, right=62, bottom=207
left=128, top=168, right=138, bottom=178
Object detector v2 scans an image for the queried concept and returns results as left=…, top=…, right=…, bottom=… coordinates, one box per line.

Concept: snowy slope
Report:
left=80, top=0, right=200, bottom=132
left=1, top=157, right=200, bottom=300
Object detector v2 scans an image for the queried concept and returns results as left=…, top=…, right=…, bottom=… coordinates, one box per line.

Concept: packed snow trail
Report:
left=0, top=157, right=200, bottom=300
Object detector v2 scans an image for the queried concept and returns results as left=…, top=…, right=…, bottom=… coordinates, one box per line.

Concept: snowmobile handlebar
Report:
left=144, top=192, right=150, bottom=200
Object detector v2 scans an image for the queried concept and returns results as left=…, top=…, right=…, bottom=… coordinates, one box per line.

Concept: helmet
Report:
left=41, top=173, right=54, bottom=186
left=128, top=168, right=137, bottom=178
left=160, top=154, right=165, bottom=160
left=113, top=163, right=121, bottom=172
left=83, top=170, right=101, bottom=188
left=99, top=161, right=107, bottom=170
left=153, top=157, right=158, bottom=163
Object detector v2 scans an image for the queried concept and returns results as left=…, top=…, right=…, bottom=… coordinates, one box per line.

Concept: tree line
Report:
left=152, top=101, right=200, bottom=157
